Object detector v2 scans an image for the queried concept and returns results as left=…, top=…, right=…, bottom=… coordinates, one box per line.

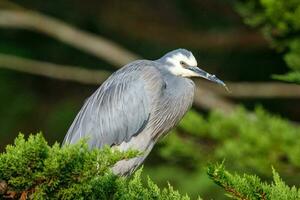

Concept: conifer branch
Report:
left=0, top=134, right=190, bottom=199
left=208, top=163, right=300, bottom=200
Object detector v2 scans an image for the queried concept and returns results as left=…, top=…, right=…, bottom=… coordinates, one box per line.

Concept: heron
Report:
left=63, top=48, right=227, bottom=175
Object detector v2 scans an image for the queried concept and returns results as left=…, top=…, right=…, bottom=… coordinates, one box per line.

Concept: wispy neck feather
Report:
left=151, top=75, right=195, bottom=140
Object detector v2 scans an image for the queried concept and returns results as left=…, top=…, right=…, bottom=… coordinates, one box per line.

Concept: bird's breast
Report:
left=150, top=78, right=195, bottom=140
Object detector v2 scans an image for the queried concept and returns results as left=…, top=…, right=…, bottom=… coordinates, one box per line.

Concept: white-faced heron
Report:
left=63, top=49, right=227, bottom=175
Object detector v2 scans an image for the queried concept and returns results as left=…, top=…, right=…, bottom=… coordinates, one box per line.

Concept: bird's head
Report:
left=158, top=49, right=228, bottom=89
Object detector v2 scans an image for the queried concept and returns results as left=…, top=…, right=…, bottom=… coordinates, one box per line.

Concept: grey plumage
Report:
left=63, top=49, right=226, bottom=175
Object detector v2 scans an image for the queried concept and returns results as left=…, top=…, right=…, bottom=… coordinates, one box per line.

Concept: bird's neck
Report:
left=164, top=73, right=195, bottom=93
left=152, top=75, right=195, bottom=141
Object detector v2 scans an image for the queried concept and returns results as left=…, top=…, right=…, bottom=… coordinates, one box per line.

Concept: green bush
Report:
left=1, top=131, right=298, bottom=199
left=146, top=107, right=300, bottom=198
left=208, top=162, right=300, bottom=200
left=235, top=0, right=300, bottom=83
left=0, top=134, right=190, bottom=200
left=160, top=107, right=300, bottom=177
left=1, top=106, right=299, bottom=199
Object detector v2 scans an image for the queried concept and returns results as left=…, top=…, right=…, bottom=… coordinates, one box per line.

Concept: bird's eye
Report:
left=180, top=61, right=188, bottom=68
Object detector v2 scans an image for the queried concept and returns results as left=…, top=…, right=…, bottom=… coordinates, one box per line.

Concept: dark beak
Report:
left=188, top=66, right=230, bottom=92
left=188, top=66, right=225, bottom=86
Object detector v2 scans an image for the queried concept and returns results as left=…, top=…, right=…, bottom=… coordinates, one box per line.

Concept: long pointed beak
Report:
left=188, top=66, right=230, bottom=92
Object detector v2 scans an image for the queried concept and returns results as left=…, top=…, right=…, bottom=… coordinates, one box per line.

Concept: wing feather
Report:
left=63, top=61, right=164, bottom=148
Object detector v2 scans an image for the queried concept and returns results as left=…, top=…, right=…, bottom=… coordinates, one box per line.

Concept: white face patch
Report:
left=166, top=53, right=198, bottom=77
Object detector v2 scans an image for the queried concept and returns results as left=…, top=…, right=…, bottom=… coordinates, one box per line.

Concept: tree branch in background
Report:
left=0, top=53, right=110, bottom=84
left=0, top=7, right=236, bottom=112
left=107, top=23, right=267, bottom=50
left=194, top=84, right=236, bottom=113
left=94, top=0, right=267, bottom=49
left=199, top=81, right=300, bottom=98
left=0, top=10, right=139, bottom=67
left=0, top=53, right=235, bottom=112
left=0, top=6, right=299, bottom=115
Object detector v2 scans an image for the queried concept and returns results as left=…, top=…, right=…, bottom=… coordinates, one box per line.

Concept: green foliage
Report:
left=160, top=107, right=300, bottom=176
left=0, top=109, right=299, bottom=200
left=235, top=0, right=300, bottom=83
left=0, top=133, right=190, bottom=200
left=208, top=163, right=300, bottom=200
left=147, top=107, right=300, bottom=198
left=273, top=71, right=300, bottom=83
